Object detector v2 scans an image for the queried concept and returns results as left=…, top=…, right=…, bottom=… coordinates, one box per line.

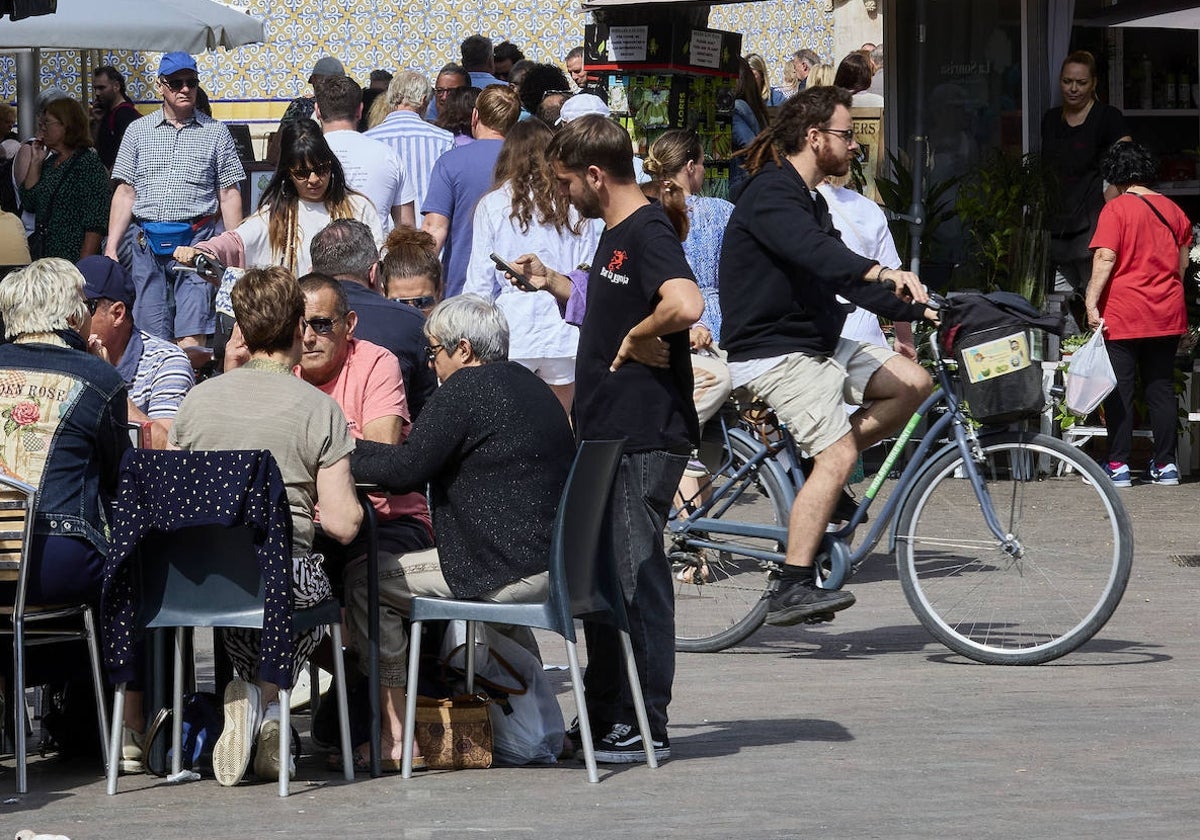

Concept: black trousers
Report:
left=1102, top=335, right=1180, bottom=467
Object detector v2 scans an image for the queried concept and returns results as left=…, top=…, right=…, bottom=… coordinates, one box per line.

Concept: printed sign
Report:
left=609, top=26, right=648, bottom=63
left=689, top=30, right=722, bottom=70
left=960, top=332, right=1031, bottom=383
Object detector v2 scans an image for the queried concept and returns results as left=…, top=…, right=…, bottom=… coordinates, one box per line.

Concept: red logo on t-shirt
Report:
left=607, top=250, right=628, bottom=272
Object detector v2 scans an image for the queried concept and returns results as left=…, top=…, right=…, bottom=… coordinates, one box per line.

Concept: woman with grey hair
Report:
left=343, top=294, right=576, bottom=769
left=1084, top=140, right=1191, bottom=488
left=0, top=258, right=145, bottom=763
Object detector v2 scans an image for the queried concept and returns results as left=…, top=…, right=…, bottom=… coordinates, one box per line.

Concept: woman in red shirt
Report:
left=1085, top=141, right=1192, bottom=487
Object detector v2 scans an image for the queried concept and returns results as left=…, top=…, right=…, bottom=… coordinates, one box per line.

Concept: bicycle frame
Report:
left=668, top=332, right=1018, bottom=581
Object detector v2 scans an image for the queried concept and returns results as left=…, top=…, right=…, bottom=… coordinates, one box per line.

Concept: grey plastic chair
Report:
left=400, top=439, right=655, bottom=783
left=105, top=523, right=354, bottom=796
left=0, top=474, right=110, bottom=794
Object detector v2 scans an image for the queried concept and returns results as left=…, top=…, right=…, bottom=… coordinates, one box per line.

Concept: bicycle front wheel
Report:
left=672, top=435, right=789, bottom=653
left=895, top=431, right=1132, bottom=665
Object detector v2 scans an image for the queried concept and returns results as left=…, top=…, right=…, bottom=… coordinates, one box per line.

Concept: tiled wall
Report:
left=1, top=0, right=833, bottom=122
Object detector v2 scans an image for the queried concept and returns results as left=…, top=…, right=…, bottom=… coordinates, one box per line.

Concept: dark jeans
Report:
left=583, top=449, right=688, bottom=739
left=1103, top=335, right=1180, bottom=466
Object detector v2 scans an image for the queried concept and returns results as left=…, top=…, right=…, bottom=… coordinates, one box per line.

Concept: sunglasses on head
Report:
left=393, top=295, right=436, bottom=310
left=302, top=316, right=339, bottom=336
left=289, top=162, right=333, bottom=180
left=161, top=76, right=200, bottom=92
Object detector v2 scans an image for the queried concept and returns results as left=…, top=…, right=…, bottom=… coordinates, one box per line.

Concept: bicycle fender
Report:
left=728, top=427, right=796, bottom=510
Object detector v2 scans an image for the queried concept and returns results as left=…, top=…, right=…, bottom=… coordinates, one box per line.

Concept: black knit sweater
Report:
left=351, top=361, right=575, bottom=598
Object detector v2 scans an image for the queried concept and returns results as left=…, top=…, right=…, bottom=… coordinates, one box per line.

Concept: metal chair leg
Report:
left=565, top=640, right=598, bottom=783
left=619, top=629, right=658, bottom=769
left=83, top=607, right=112, bottom=767
left=13, top=619, right=26, bottom=794
left=278, top=688, right=290, bottom=797
left=106, top=683, right=126, bottom=795
left=328, top=623, right=353, bottom=782
left=401, top=619, right=422, bottom=779
left=171, top=628, right=185, bottom=777
left=465, top=620, right=477, bottom=694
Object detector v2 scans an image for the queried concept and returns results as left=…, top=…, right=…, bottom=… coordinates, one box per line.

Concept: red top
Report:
left=1089, top=192, right=1191, bottom=340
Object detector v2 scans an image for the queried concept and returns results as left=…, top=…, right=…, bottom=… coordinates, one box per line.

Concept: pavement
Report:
left=4, top=474, right=1200, bottom=839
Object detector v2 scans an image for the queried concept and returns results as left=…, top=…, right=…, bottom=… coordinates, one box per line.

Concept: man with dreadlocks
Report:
left=717, top=86, right=939, bottom=627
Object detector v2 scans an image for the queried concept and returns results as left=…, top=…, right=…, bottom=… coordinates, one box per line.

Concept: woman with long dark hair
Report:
left=732, top=56, right=770, bottom=198
left=174, top=118, right=381, bottom=275
left=463, top=118, right=599, bottom=414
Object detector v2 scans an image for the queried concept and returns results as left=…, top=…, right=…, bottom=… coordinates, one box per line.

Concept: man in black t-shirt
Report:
left=522, top=115, right=703, bottom=765
left=91, top=66, right=140, bottom=171
left=719, top=87, right=937, bottom=628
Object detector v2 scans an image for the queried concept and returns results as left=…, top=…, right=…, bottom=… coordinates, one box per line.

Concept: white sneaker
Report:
left=212, top=679, right=262, bottom=786
left=120, top=726, right=145, bottom=774
left=253, top=702, right=295, bottom=781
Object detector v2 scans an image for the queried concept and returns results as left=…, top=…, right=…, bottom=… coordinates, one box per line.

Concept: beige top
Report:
left=168, top=361, right=355, bottom=555
left=0, top=211, right=30, bottom=265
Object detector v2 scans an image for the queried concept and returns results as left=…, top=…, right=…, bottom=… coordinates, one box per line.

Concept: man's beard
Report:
left=574, top=183, right=604, bottom=219
left=816, top=143, right=852, bottom=179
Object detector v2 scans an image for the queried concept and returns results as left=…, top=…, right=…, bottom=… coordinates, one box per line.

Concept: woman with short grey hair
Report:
left=342, top=292, right=576, bottom=769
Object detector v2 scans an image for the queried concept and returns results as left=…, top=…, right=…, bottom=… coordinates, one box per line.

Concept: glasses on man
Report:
left=424, top=344, right=445, bottom=363
left=161, top=76, right=200, bottom=92
left=395, top=295, right=437, bottom=310
left=84, top=297, right=103, bottom=315
left=302, top=316, right=339, bottom=336
left=433, top=87, right=459, bottom=96
left=289, top=162, right=333, bottom=180
left=819, top=127, right=856, bottom=143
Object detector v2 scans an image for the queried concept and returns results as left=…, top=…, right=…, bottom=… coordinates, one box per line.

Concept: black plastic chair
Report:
left=400, top=439, right=655, bottom=783
left=0, top=474, right=110, bottom=793
left=105, top=523, right=354, bottom=796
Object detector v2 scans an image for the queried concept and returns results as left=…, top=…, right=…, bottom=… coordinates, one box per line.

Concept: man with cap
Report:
left=279, top=55, right=346, bottom=127
left=556, top=94, right=651, bottom=185
left=104, top=52, right=245, bottom=349
left=78, top=255, right=195, bottom=449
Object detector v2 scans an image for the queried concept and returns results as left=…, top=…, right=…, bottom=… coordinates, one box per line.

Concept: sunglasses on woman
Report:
left=289, top=162, right=333, bottom=180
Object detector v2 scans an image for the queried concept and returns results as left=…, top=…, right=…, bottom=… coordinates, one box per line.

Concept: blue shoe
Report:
left=1148, top=463, right=1180, bottom=486
left=1102, top=462, right=1132, bottom=488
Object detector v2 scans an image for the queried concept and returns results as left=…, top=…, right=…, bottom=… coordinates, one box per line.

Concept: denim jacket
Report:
left=0, top=332, right=130, bottom=553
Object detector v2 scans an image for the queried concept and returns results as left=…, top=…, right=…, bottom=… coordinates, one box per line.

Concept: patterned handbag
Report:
left=413, top=694, right=493, bottom=770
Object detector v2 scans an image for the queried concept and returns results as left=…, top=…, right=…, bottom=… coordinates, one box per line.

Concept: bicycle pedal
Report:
left=802, top=612, right=836, bottom=624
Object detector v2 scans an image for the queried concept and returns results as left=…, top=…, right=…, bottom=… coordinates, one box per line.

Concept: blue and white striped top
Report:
left=365, top=110, right=455, bottom=219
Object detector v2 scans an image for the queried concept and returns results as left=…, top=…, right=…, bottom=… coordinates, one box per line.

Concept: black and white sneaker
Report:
left=589, top=723, right=670, bottom=764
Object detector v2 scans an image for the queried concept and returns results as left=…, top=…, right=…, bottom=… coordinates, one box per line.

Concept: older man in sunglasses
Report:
left=104, top=52, right=245, bottom=349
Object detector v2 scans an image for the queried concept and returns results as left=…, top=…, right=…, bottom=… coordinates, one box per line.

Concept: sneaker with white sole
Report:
left=590, top=723, right=670, bottom=764
left=120, top=726, right=145, bottom=774
left=213, top=679, right=261, bottom=786
left=1148, top=463, right=1180, bottom=486
left=252, top=702, right=295, bottom=781
left=1101, top=462, right=1132, bottom=488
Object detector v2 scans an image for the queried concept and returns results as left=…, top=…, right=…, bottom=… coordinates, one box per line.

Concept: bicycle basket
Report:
left=940, top=292, right=1064, bottom=426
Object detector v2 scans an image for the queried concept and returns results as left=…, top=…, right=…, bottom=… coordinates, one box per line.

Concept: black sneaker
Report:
left=589, top=723, right=670, bottom=764
left=765, top=577, right=856, bottom=626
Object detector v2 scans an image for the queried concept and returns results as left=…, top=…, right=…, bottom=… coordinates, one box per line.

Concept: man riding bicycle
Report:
left=718, top=86, right=939, bottom=626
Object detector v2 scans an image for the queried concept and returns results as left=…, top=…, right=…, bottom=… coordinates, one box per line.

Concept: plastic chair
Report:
left=400, top=439, right=655, bottom=783
left=0, top=473, right=110, bottom=794
left=104, top=523, right=354, bottom=796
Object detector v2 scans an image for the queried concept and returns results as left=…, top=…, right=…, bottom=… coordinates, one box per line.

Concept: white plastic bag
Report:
left=441, top=621, right=565, bottom=765
left=1065, top=324, right=1117, bottom=415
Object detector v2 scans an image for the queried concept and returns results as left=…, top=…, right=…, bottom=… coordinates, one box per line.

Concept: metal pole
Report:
left=907, top=0, right=927, bottom=275
left=15, top=49, right=39, bottom=140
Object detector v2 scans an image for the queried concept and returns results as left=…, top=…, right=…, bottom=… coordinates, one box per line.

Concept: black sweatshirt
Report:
left=351, top=362, right=575, bottom=599
left=718, top=158, right=927, bottom=361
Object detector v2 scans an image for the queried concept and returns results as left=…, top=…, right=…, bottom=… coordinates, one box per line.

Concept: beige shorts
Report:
left=746, top=338, right=895, bottom=455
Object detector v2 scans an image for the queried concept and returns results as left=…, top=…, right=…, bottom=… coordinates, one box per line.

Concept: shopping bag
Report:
left=441, top=621, right=565, bottom=765
left=412, top=694, right=494, bottom=770
left=1065, top=324, right=1117, bottom=415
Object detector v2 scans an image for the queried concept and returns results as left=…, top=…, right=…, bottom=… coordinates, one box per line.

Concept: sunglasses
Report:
left=161, top=76, right=200, bottom=92
left=84, top=297, right=103, bottom=315
left=302, top=316, right=339, bottom=336
left=424, top=343, right=445, bottom=363
left=433, top=87, right=460, bottom=96
left=289, top=162, right=333, bottom=180
left=393, top=295, right=436, bottom=310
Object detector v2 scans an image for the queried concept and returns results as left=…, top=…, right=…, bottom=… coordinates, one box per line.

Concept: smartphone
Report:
left=490, top=253, right=538, bottom=292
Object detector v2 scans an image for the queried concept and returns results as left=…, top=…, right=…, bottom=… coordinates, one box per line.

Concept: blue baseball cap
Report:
left=159, top=52, right=197, bottom=77
left=77, top=256, right=136, bottom=308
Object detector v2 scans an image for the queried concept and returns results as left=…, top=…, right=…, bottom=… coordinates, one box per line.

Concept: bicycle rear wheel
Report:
left=895, top=431, right=1132, bottom=665
left=672, top=435, right=789, bottom=653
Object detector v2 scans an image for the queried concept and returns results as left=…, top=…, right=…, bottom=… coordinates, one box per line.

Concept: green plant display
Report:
left=874, top=151, right=959, bottom=269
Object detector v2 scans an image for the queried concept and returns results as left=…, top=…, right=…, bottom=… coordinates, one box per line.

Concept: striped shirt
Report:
left=111, top=108, right=245, bottom=222
left=365, top=110, right=455, bottom=218
left=117, top=330, right=195, bottom=419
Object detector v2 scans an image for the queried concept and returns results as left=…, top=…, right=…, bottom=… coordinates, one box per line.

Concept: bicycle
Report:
left=668, top=311, right=1133, bottom=666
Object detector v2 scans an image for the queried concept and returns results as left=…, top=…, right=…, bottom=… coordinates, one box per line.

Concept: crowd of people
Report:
left=2, top=28, right=1180, bottom=793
